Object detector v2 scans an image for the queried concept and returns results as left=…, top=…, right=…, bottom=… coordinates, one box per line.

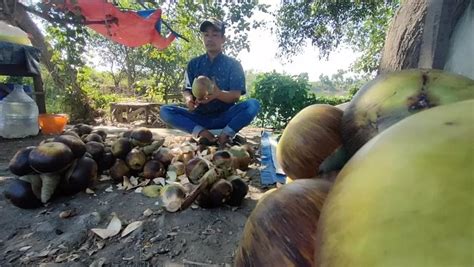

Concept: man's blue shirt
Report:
left=185, top=52, right=246, bottom=115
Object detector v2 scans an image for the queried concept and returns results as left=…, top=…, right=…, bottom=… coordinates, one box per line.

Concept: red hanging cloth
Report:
left=45, top=0, right=180, bottom=50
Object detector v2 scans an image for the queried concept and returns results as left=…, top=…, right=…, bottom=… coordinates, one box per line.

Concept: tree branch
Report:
left=19, top=2, right=82, bottom=25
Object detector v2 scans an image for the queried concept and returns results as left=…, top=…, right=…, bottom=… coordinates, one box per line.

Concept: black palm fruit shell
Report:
left=97, top=149, right=115, bottom=173
left=60, top=156, right=98, bottom=196
left=85, top=141, right=105, bottom=163
left=91, top=129, right=107, bottom=141
left=9, top=146, right=36, bottom=176
left=54, top=134, right=87, bottom=158
left=29, top=142, right=74, bottom=173
left=83, top=133, right=103, bottom=143
left=4, top=179, right=42, bottom=209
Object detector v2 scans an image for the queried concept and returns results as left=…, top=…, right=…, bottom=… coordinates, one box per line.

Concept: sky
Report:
left=236, top=2, right=360, bottom=81
left=237, top=29, right=359, bottom=82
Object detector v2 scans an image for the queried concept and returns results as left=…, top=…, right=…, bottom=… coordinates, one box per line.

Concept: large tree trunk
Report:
left=379, top=0, right=470, bottom=75
left=1, top=0, right=95, bottom=122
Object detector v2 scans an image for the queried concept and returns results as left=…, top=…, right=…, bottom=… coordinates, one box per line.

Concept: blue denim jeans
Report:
left=160, top=99, right=260, bottom=138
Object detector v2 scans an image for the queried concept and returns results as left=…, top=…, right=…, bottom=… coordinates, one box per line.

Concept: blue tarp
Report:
left=259, top=131, right=286, bottom=185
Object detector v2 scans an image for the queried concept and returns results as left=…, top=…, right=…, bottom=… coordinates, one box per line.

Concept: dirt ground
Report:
left=0, top=126, right=270, bottom=266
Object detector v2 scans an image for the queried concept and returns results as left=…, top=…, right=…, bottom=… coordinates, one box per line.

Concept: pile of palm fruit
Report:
left=5, top=124, right=255, bottom=212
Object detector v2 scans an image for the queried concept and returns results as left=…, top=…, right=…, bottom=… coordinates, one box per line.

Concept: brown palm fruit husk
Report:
left=234, top=179, right=332, bottom=266
left=142, top=139, right=164, bottom=156
left=152, top=147, right=174, bottom=167
left=109, top=158, right=130, bottom=183
left=208, top=179, right=233, bottom=207
left=125, top=148, right=147, bottom=171
left=185, top=157, right=210, bottom=184
left=63, top=130, right=81, bottom=139
left=28, top=142, right=74, bottom=174
left=225, top=176, right=249, bottom=206
left=168, top=161, right=185, bottom=176
left=229, top=146, right=251, bottom=171
left=143, top=160, right=166, bottom=179
left=276, top=104, right=342, bottom=180
left=212, top=150, right=235, bottom=177
left=73, top=123, right=93, bottom=136
left=111, top=137, right=133, bottom=159
left=161, top=183, right=186, bottom=212
left=130, top=127, right=153, bottom=147
left=181, top=167, right=221, bottom=210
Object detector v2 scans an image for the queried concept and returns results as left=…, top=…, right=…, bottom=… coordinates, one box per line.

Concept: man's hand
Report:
left=186, top=97, right=198, bottom=111
left=183, top=90, right=198, bottom=111
left=196, top=85, right=221, bottom=105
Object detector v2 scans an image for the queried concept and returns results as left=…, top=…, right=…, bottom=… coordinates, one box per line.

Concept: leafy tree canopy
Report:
left=13, top=0, right=268, bottom=119
left=310, top=69, right=370, bottom=96
left=250, top=71, right=349, bottom=129
left=250, top=72, right=314, bottom=129
left=276, top=0, right=399, bottom=73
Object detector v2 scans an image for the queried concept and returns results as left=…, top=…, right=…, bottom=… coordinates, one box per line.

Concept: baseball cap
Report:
left=199, top=18, right=225, bottom=34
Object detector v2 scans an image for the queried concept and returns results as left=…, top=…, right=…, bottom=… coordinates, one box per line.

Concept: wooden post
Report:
left=33, top=75, right=46, bottom=114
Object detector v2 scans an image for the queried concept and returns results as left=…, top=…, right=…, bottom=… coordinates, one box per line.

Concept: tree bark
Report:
left=379, top=0, right=469, bottom=73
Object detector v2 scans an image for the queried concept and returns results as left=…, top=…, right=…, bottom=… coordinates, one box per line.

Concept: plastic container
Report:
left=0, top=84, right=39, bottom=138
left=0, top=21, right=32, bottom=46
left=0, top=83, right=33, bottom=100
left=38, top=114, right=68, bottom=135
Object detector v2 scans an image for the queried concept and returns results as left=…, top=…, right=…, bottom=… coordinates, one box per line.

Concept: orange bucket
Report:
left=38, top=114, right=68, bottom=134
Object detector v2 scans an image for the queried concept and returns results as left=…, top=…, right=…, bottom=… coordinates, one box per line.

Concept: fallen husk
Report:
left=91, top=213, right=122, bottom=239
left=142, top=185, right=162, bottom=198
left=161, top=183, right=186, bottom=212
left=121, top=221, right=143, bottom=238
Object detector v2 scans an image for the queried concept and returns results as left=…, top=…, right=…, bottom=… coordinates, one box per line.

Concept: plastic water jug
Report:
left=0, top=84, right=39, bottom=138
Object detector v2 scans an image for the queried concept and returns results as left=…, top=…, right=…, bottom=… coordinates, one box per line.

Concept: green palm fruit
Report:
left=342, top=69, right=474, bottom=157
